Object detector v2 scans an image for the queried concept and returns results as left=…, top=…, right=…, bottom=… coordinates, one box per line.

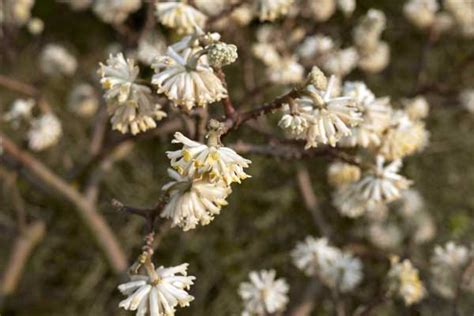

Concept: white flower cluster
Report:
left=238, top=269, right=289, bottom=316
left=278, top=68, right=362, bottom=148
left=291, top=236, right=363, bottom=292
left=151, top=33, right=233, bottom=111
left=310, top=80, right=430, bottom=219
left=161, top=128, right=251, bottom=231
left=387, top=256, right=425, bottom=305
left=334, top=156, right=412, bottom=218
left=98, top=53, right=167, bottom=135
left=294, top=8, right=387, bottom=77
left=118, top=263, right=195, bottom=316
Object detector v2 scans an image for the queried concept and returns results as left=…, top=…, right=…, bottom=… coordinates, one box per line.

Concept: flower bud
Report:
left=207, top=43, right=238, bottom=67
left=307, top=66, right=327, bottom=90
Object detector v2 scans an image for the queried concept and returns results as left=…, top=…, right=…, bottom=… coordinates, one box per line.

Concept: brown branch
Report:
left=216, top=69, right=237, bottom=119
left=0, top=133, right=128, bottom=273
left=222, top=88, right=301, bottom=135
left=112, top=196, right=169, bottom=234
left=230, top=141, right=361, bottom=167
left=238, top=89, right=300, bottom=125
left=0, top=221, right=45, bottom=297
left=296, top=167, right=331, bottom=237
left=0, top=74, right=39, bottom=97
left=89, top=105, right=109, bottom=156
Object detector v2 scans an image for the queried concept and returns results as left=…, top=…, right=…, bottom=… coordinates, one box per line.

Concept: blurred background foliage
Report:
left=1, top=0, right=474, bottom=315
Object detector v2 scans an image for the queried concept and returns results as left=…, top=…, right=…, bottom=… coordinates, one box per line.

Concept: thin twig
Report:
left=112, top=195, right=169, bottom=234
left=216, top=69, right=237, bottom=119
left=222, top=88, right=300, bottom=135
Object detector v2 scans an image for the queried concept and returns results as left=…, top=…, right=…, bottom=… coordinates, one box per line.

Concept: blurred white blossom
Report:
left=136, top=31, right=166, bottom=66
left=292, top=236, right=363, bottom=292
left=321, top=47, right=359, bottom=77
left=3, top=98, right=35, bottom=127
left=430, top=242, right=470, bottom=298
left=68, top=83, right=99, bottom=117
left=460, top=89, right=474, bottom=113
left=239, top=269, right=289, bottom=316
left=40, top=44, right=77, bottom=76
left=403, top=96, right=430, bottom=120
left=28, top=113, right=62, bottom=151
left=337, top=0, right=356, bottom=17
left=444, top=0, right=474, bottom=37
left=156, top=2, right=206, bottom=34
left=334, top=156, right=411, bottom=217
left=255, top=0, right=294, bottom=22
left=341, top=81, right=392, bottom=147
left=0, top=0, right=35, bottom=26
left=93, top=0, right=141, bottom=24
left=296, top=34, right=334, bottom=60
left=357, top=41, right=390, bottom=73
left=379, top=110, right=429, bottom=160
left=309, top=0, right=336, bottom=22
left=327, top=162, right=361, bottom=187
left=404, top=0, right=439, bottom=29
left=387, top=257, right=425, bottom=305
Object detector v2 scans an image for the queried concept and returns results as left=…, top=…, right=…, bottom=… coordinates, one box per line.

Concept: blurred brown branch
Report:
left=296, top=166, right=331, bottom=237
left=288, top=277, right=321, bottom=316
left=0, top=74, right=39, bottom=97
left=0, top=220, right=45, bottom=298
left=0, top=132, right=128, bottom=273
